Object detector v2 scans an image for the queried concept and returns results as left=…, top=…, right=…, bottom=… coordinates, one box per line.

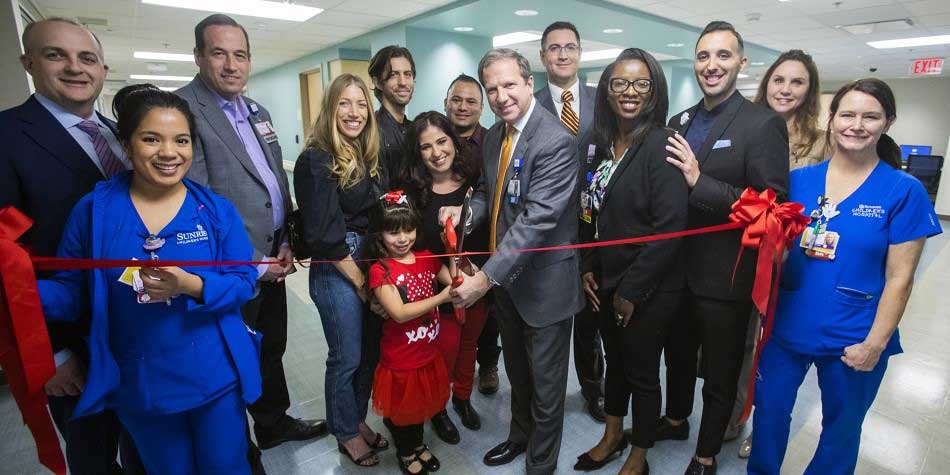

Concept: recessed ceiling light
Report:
left=492, top=31, right=542, bottom=47
left=134, top=51, right=193, bottom=62
left=454, top=26, right=474, bottom=32
left=129, top=74, right=193, bottom=81
left=867, top=35, right=950, bottom=49
left=603, top=28, right=623, bottom=34
left=141, top=0, right=323, bottom=22
left=581, top=48, right=624, bottom=62
left=514, top=9, right=538, bottom=16
left=666, top=42, right=684, bottom=47
left=750, top=61, right=765, bottom=66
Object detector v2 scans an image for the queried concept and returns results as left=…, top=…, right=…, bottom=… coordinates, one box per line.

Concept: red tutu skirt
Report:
left=372, top=356, right=450, bottom=425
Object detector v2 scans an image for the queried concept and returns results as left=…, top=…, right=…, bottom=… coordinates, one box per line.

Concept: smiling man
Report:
left=0, top=17, right=145, bottom=475
left=369, top=45, right=416, bottom=181
left=534, top=21, right=606, bottom=423
left=440, top=48, right=582, bottom=475
left=176, top=14, right=326, bottom=475
left=660, top=21, right=789, bottom=475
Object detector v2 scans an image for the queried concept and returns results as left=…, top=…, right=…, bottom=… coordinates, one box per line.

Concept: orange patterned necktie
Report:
left=560, top=90, right=579, bottom=136
left=489, top=124, right=515, bottom=251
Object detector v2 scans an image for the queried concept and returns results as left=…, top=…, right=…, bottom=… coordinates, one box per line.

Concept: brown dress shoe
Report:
left=478, top=366, right=499, bottom=395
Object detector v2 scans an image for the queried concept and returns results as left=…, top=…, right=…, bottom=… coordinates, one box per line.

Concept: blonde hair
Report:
left=306, top=73, right=380, bottom=189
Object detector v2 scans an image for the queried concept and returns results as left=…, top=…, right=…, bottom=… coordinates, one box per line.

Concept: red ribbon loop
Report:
left=0, top=207, right=67, bottom=474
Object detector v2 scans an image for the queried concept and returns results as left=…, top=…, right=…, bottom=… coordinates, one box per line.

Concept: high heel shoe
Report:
left=574, top=437, right=629, bottom=471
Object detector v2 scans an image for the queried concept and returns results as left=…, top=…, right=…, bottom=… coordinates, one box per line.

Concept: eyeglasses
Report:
left=609, top=78, right=653, bottom=94
left=545, top=44, right=579, bottom=55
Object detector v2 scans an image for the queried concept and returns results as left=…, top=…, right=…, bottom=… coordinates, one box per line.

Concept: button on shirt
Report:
left=215, top=93, right=285, bottom=232
left=35, top=93, right=129, bottom=176
left=548, top=81, right=580, bottom=119
left=682, top=94, right=734, bottom=158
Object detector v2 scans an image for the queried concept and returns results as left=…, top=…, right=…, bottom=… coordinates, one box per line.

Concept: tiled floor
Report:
left=2, top=223, right=948, bottom=475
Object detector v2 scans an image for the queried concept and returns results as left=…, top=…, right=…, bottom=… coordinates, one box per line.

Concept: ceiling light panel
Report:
left=867, top=35, right=950, bottom=49
left=134, top=51, right=193, bottom=62
left=141, top=0, right=323, bottom=22
left=493, top=31, right=542, bottom=47
left=129, top=74, right=193, bottom=81
left=581, top=48, right=624, bottom=62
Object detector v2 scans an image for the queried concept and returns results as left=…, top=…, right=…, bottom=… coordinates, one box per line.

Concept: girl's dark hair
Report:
left=368, top=193, right=423, bottom=262
left=755, top=50, right=822, bottom=158
left=398, top=111, right=477, bottom=208
left=591, top=48, right=669, bottom=152
left=112, top=83, right=197, bottom=146
left=825, top=78, right=900, bottom=169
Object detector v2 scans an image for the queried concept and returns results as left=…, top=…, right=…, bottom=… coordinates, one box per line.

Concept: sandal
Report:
left=337, top=442, right=379, bottom=467
left=366, top=432, right=390, bottom=451
left=397, top=453, right=429, bottom=475
left=415, top=444, right=440, bottom=472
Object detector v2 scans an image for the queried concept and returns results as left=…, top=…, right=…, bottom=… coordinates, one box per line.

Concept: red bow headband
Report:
left=382, top=190, right=409, bottom=206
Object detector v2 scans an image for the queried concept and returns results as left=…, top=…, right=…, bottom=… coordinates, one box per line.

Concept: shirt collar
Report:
left=549, top=80, right=579, bottom=104
left=510, top=97, right=536, bottom=134
left=467, top=124, right=488, bottom=146
left=697, top=90, right=740, bottom=117
left=34, top=93, right=97, bottom=129
left=213, top=89, right=247, bottom=118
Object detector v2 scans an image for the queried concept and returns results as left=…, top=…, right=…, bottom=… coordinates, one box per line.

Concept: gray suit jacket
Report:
left=176, top=76, right=293, bottom=260
left=536, top=83, right=598, bottom=173
left=470, top=102, right=584, bottom=327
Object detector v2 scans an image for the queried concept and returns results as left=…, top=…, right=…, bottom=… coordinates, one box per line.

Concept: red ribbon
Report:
left=0, top=207, right=66, bottom=475
left=728, top=188, right=810, bottom=423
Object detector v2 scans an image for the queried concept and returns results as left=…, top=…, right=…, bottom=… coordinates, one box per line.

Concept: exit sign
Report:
left=912, top=58, right=944, bottom=75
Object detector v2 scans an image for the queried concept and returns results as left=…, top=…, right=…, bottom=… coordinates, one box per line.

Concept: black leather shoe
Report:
left=415, top=444, right=440, bottom=472
left=248, top=440, right=267, bottom=475
left=684, top=457, right=716, bottom=475
left=430, top=410, right=460, bottom=445
left=255, top=416, right=328, bottom=450
left=587, top=396, right=606, bottom=423
left=452, top=397, right=481, bottom=430
left=573, top=437, right=628, bottom=471
left=483, top=440, right=526, bottom=466
left=397, top=453, right=427, bottom=475
left=654, top=417, right=689, bottom=441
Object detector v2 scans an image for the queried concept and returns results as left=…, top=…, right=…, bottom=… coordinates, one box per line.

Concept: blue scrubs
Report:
left=749, top=160, right=941, bottom=474
left=104, top=191, right=247, bottom=475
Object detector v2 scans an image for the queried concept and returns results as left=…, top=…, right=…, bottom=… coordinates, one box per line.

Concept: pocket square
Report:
left=713, top=139, right=732, bottom=149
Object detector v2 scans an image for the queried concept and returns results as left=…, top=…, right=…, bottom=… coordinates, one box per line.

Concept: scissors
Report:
left=443, top=187, right=474, bottom=323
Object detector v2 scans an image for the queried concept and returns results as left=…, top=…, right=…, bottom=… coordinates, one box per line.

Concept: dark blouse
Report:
left=417, top=182, right=489, bottom=267
left=377, top=107, right=411, bottom=182
left=293, top=147, right=385, bottom=260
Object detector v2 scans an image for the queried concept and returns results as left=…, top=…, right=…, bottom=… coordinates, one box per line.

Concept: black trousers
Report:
left=476, top=295, right=502, bottom=370
left=241, top=280, right=291, bottom=428
left=48, top=394, right=144, bottom=475
left=663, top=290, right=753, bottom=457
left=573, top=303, right=605, bottom=402
left=384, top=419, right=424, bottom=457
left=599, top=289, right=680, bottom=449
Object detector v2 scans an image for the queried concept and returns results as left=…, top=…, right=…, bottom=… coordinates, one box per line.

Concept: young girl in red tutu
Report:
left=368, top=190, right=454, bottom=475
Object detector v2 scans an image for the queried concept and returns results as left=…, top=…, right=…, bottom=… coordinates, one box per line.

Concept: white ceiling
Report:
left=607, top=0, right=950, bottom=87
left=25, top=0, right=950, bottom=94
left=28, top=0, right=454, bottom=93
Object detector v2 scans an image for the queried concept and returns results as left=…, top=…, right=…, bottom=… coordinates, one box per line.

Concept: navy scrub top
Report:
left=773, top=160, right=942, bottom=357
left=103, top=190, right=238, bottom=414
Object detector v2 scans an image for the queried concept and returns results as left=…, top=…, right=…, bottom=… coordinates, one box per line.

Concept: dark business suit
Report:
left=177, top=77, right=294, bottom=432
left=535, top=83, right=604, bottom=405
left=582, top=127, right=688, bottom=448
left=0, top=95, right=143, bottom=475
left=663, top=91, right=789, bottom=457
left=470, top=102, right=584, bottom=475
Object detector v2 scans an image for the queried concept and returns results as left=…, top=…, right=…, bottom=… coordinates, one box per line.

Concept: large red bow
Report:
left=0, top=207, right=66, bottom=474
left=383, top=190, right=408, bottom=205
left=728, top=188, right=810, bottom=423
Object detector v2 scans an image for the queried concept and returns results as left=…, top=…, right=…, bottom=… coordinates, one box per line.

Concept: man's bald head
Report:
left=22, top=18, right=103, bottom=56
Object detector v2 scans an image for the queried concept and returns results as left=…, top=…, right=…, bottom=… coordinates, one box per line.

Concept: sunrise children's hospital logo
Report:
left=852, top=204, right=886, bottom=219
left=177, top=224, right=209, bottom=245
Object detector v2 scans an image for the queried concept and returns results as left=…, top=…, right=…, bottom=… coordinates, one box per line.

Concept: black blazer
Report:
left=0, top=95, right=114, bottom=355
left=668, top=91, right=789, bottom=300
left=582, top=128, right=688, bottom=304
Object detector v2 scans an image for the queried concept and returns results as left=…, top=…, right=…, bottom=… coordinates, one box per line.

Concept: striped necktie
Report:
left=489, top=124, right=515, bottom=251
left=76, top=120, right=125, bottom=178
left=560, top=90, right=579, bottom=136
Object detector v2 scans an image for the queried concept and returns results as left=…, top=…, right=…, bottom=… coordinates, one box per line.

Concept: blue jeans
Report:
left=309, top=232, right=380, bottom=442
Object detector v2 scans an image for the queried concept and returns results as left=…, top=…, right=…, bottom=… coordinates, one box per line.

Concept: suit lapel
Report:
left=18, top=96, right=104, bottom=185
left=535, top=86, right=556, bottom=117
left=579, top=85, right=596, bottom=138
left=483, top=122, right=505, bottom=202
left=695, top=92, right=744, bottom=166
left=192, top=79, right=265, bottom=186
left=599, top=144, right=638, bottom=211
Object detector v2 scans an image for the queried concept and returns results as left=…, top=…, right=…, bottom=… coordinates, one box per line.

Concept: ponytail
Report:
left=877, top=133, right=901, bottom=169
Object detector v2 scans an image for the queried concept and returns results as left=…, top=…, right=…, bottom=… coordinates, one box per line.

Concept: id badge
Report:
left=579, top=192, right=593, bottom=223
left=254, top=121, right=279, bottom=144
left=800, top=226, right=840, bottom=260
left=586, top=144, right=597, bottom=164
left=507, top=179, right=521, bottom=204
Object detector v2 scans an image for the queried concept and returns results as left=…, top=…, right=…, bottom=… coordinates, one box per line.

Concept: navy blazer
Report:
left=0, top=95, right=113, bottom=355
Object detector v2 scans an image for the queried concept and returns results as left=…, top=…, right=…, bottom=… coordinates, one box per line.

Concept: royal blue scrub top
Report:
left=773, top=160, right=942, bottom=357
left=103, top=190, right=238, bottom=414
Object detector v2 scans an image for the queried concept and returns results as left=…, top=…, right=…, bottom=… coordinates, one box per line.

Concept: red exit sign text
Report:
left=912, top=58, right=944, bottom=75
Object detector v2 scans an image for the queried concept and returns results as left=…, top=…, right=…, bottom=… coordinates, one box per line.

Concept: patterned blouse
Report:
left=589, top=145, right=634, bottom=212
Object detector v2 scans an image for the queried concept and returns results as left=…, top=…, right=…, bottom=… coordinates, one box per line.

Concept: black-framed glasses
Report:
left=610, top=78, right=653, bottom=94
left=545, top=43, right=579, bottom=55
